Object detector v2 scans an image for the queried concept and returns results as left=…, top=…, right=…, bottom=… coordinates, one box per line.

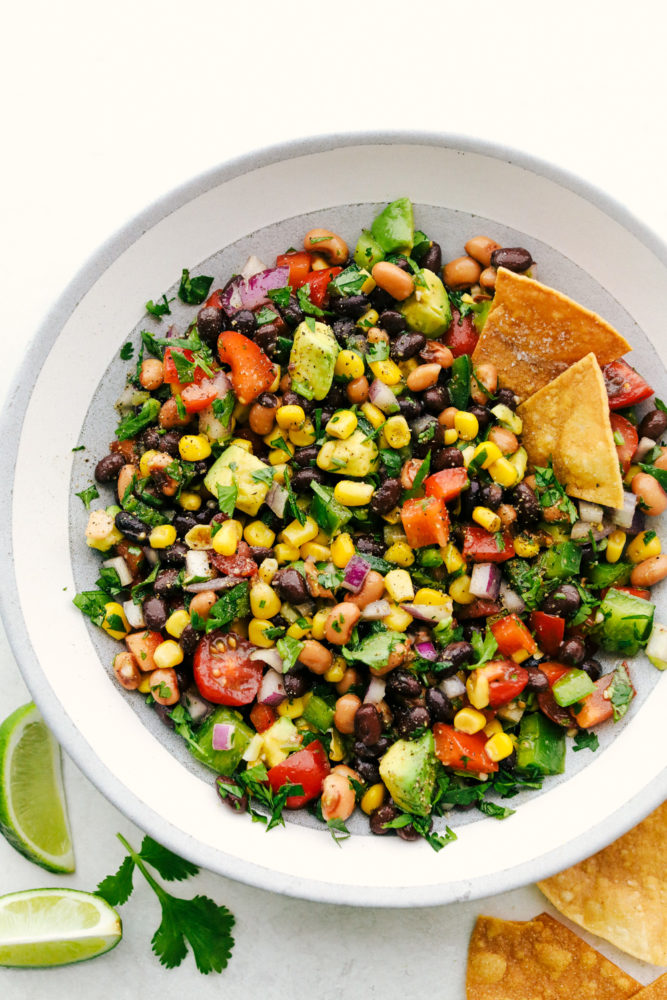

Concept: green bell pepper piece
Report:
left=552, top=669, right=595, bottom=707
left=189, top=706, right=253, bottom=773
left=302, top=694, right=335, bottom=733
left=309, top=482, right=352, bottom=535
left=516, top=713, right=566, bottom=775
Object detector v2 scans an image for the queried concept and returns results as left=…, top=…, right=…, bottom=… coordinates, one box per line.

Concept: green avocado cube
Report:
left=203, top=443, right=273, bottom=516
left=379, top=729, right=436, bottom=817
left=398, top=268, right=452, bottom=339
left=289, top=320, right=339, bottom=401
left=370, top=197, right=414, bottom=255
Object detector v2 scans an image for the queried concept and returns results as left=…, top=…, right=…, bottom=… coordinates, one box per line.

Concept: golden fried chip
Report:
left=517, top=352, right=624, bottom=508
left=466, top=912, right=641, bottom=999
left=539, top=801, right=667, bottom=966
left=630, top=973, right=667, bottom=999
left=471, top=268, right=630, bottom=402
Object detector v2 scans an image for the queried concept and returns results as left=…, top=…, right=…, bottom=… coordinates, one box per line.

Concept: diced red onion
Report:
left=212, top=723, right=236, bottom=751
left=102, top=555, right=133, bottom=587
left=469, top=562, right=501, bottom=600
left=360, top=599, right=392, bottom=620
left=363, top=676, right=386, bottom=704
left=499, top=580, right=526, bottom=614
left=180, top=687, right=214, bottom=725
left=578, top=500, right=604, bottom=523
left=570, top=519, right=614, bottom=541
left=612, top=491, right=638, bottom=529
left=265, top=481, right=287, bottom=518
left=633, top=436, right=656, bottom=463
left=240, top=254, right=267, bottom=280
left=249, top=647, right=284, bottom=672
left=122, top=599, right=145, bottom=629
left=257, top=668, right=287, bottom=706
left=440, top=675, right=466, bottom=699
left=220, top=266, right=290, bottom=315
left=400, top=603, right=451, bottom=624
left=368, top=378, right=400, bottom=414
left=415, top=640, right=438, bottom=661
left=184, top=575, right=245, bottom=594
left=185, top=550, right=212, bottom=581
left=342, top=555, right=371, bottom=594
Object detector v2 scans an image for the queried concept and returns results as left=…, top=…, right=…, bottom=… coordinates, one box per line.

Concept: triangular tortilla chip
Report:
left=472, top=268, right=630, bottom=402
left=539, top=801, right=667, bottom=966
left=630, top=973, right=667, bottom=999
left=466, top=912, right=641, bottom=999
left=517, top=353, right=624, bottom=508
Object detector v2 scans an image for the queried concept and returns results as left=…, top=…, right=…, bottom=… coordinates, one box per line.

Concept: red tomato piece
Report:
left=181, top=378, right=219, bottom=413
left=462, top=525, right=515, bottom=563
left=570, top=673, right=615, bottom=728
left=210, top=540, right=258, bottom=578
left=204, top=289, right=225, bottom=310
left=400, top=495, right=450, bottom=548
left=267, top=740, right=331, bottom=809
left=193, top=631, right=263, bottom=706
left=444, top=310, right=479, bottom=358
left=276, top=251, right=312, bottom=289
left=302, top=267, right=342, bottom=307
left=538, top=662, right=571, bottom=687
left=249, top=703, right=277, bottom=734
left=476, top=659, right=529, bottom=708
left=529, top=611, right=565, bottom=657
left=217, top=330, right=275, bottom=405
left=433, top=723, right=498, bottom=774
left=424, top=467, right=469, bottom=503
left=613, top=585, right=651, bottom=601
left=602, top=359, right=654, bottom=410
left=163, top=347, right=208, bottom=385
left=609, top=412, right=639, bottom=474
left=490, top=614, right=537, bottom=658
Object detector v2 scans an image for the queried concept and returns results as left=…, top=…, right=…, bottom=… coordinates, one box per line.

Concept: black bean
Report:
left=257, top=391, right=279, bottom=409
left=370, top=801, right=399, bottom=836
left=496, top=387, right=518, bottom=410
left=331, top=294, right=370, bottom=319
left=524, top=667, right=549, bottom=693
left=391, top=257, right=412, bottom=273
left=153, top=703, right=175, bottom=729
left=370, top=478, right=401, bottom=516
left=331, top=317, right=356, bottom=344
left=638, top=409, right=667, bottom=440
left=196, top=306, right=224, bottom=346
left=278, top=295, right=304, bottom=328
left=272, top=567, right=309, bottom=604
left=420, top=242, right=442, bottom=273
left=469, top=404, right=491, bottom=431
left=582, top=658, right=602, bottom=681
left=354, top=704, right=382, bottom=746
left=356, top=535, right=385, bottom=558
left=153, top=568, right=180, bottom=598
left=441, top=641, right=475, bottom=669
left=173, top=513, right=198, bottom=537
left=460, top=479, right=481, bottom=518
left=480, top=483, right=503, bottom=510
left=293, top=445, right=319, bottom=468
left=541, top=584, right=581, bottom=618
left=411, top=415, right=444, bottom=458
left=394, top=705, right=430, bottom=738
left=557, top=636, right=586, bottom=666
left=352, top=757, right=381, bottom=785
left=115, top=511, right=149, bottom=543
left=180, top=625, right=199, bottom=658
left=425, top=688, right=454, bottom=723
left=391, top=331, right=426, bottom=361
left=139, top=427, right=162, bottom=452
left=290, top=466, right=326, bottom=491
left=352, top=736, right=391, bottom=760
left=513, top=482, right=541, bottom=525
left=379, top=310, right=407, bottom=336
left=432, top=447, right=464, bottom=471
left=253, top=325, right=278, bottom=357
left=396, top=822, right=421, bottom=842
left=159, top=541, right=188, bottom=567
left=385, top=668, right=422, bottom=700
left=94, top=452, right=126, bottom=483
left=283, top=666, right=312, bottom=698
left=248, top=546, right=274, bottom=563
left=160, top=430, right=182, bottom=457
left=397, top=396, right=423, bottom=421
left=143, top=595, right=168, bottom=630
left=490, top=247, right=534, bottom=273
left=423, top=385, right=450, bottom=413
left=230, top=309, right=256, bottom=335
left=369, top=287, right=394, bottom=313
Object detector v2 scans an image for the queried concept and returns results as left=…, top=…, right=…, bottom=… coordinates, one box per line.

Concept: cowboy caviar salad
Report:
left=74, top=198, right=667, bottom=849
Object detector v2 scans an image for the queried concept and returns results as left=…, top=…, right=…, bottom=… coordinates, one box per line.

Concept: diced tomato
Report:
left=610, top=412, right=639, bottom=474
left=181, top=377, right=219, bottom=413
left=210, top=540, right=258, bottom=578
left=193, top=631, right=263, bottom=706
left=529, top=611, right=565, bottom=657
left=462, top=525, right=515, bottom=563
left=475, top=659, right=529, bottom=708
left=267, top=740, right=331, bottom=809
left=400, top=495, right=450, bottom=548
left=455, top=599, right=502, bottom=619
left=537, top=689, right=573, bottom=727
left=302, top=267, right=342, bottom=307
left=204, top=289, right=225, bottom=310
left=613, top=585, right=651, bottom=601
left=249, top=703, right=277, bottom=733
left=433, top=723, right=498, bottom=774
left=490, top=614, right=537, bottom=658
left=217, top=330, right=275, bottom=405
left=162, top=347, right=209, bottom=386
left=125, top=630, right=163, bottom=672
left=538, top=662, right=571, bottom=687
left=570, top=673, right=614, bottom=728
left=602, top=359, right=654, bottom=410
left=276, top=251, right=312, bottom=290
left=424, top=467, right=469, bottom=503
left=444, top=310, right=479, bottom=358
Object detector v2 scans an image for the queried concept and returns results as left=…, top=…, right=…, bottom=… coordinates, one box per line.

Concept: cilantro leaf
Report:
left=534, top=460, right=578, bottom=523
left=72, top=590, right=109, bottom=628
left=476, top=800, right=515, bottom=820
left=146, top=294, right=174, bottom=318
left=283, top=467, right=306, bottom=525
left=327, top=818, right=351, bottom=846
left=296, top=283, right=328, bottom=317
left=206, top=583, right=250, bottom=633
left=216, top=482, right=238, bottom=517
left=96, top=565, right=124, bottom=596
left=573, top=729, right=599, bottom=753
left=178, top=269, right=214, bottom=305
left=116, top=398, right=161, bottom=441
left=212, top=392, right=235, bottom=428
left=365, top=339, right=389, bottom=364
left=75, top=484, right=100, bottom=510
left=96, top=854, right=135, bottom=907
left=152, top=893, right=235, bottom=974
left=276, top=635, right=304, bottom=672
left=267, top=286, right=291, bottom=309
left=250, top=467, right=276, bottom=487
left=606, top=662, right=635, bottom=721
left=119, top=342, right=134, bottom=360
left=471, top=627, right=499, bottom=667
left=379, top=448, right=403, bottom=477
left=138, top=836, right=199, bottom=882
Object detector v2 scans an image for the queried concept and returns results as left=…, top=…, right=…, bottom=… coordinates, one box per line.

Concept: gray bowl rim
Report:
left=1, top=129, right=666, bottom=907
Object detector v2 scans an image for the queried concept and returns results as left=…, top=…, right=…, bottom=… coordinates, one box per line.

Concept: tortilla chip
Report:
left=466, top=912, right=641, bottom=1000
left=631, top=973, right=667, bottom=999
left=471, top=268, right=630, bottom=402
left=539, top=801, right=667, bottom=966
left=517, top=352, right=624, bottom=508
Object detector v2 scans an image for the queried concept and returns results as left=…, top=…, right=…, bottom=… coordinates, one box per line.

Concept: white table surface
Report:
left=2, top=2, right=667, bottom=995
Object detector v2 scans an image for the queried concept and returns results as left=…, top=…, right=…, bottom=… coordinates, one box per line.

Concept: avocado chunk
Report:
left=398, top=268, right=452, bottom=339
left=289, top=320, right=339, bottom=401
left=203, top=443, right=273, bottom=516
left=189, top=706, right=253, bottom=773
left=370, top=197, right=414, bottom=255
left=354, top=229, right=385, bottom=269
left=261, top=716, right=302, bottom=768
left=516, top=713, right=565, bottom=776
left=316, top=428, right=379, bottom=478
left=344, top=630, right=404, bottom=675
left=379, top=729, right=436, bottom=817
left=591, top=587, right=655, bottom=656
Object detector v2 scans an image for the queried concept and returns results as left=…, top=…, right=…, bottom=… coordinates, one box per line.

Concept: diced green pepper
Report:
left=309, top=482, right=352, bottom=535
left=552, top=669, right=595, bottom=707
left=540, top=541, right=581, bottom=580
left=302, top=694, right=335, bottom=733
left=516, top=713, right=566, bottom=775
left=354, top=229, right=385, bottom=270
left=189, top=707, right=252, bottom=773
left=587, top=561, right=632, bottom=589
left=370, top=197, right=414, bottom=255
left=592, top=587, right=655, bottom=656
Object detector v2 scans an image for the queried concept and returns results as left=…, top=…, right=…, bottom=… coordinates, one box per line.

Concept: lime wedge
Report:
left=0, top=888, right=121, bottom=967
left=0, top=703, right=74, bottom=873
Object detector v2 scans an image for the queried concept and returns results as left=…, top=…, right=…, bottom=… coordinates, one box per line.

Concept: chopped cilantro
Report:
left=178, top=269, right=214, bottom=305
left=205, top=584, right=250, bottom=633
left=267, top=286, right=292, bottom=309
left=216, top=483, right=238, bottom=517
left=296, top=283, right=328, bottom=318
left=120, top=342, right=134, bottom=360
left=145, top=294, right=174, bottom=318
left=75, top=484, right=100, bottom=509
left=471, top=627, right=499, bottom=667
left=573, top=730, right=599, bottom=752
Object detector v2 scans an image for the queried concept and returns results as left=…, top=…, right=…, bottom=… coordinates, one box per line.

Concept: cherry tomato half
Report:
left=602, top=359, right=654, bottom=410
left=193, top=631, right=263, bottom=706
left=610, top=412, right=639, bottom=475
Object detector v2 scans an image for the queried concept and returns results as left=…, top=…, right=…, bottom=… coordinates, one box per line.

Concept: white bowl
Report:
left=2, top=133, right=667, bottom=906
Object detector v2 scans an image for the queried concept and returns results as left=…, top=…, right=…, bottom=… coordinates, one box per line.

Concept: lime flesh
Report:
left=0, top=888, right=121, bottom=967
left=0, top=703, right=75, bottom=872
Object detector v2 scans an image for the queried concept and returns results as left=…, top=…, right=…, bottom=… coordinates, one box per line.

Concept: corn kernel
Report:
left=361, top=783, right=386, bottom=815
left=148, top=523, right=176, bottom=550
left=383, top=603, right=413, bottom=632
left=311, top=609, right=330, bottom=641
left=454, top=411, right=479, bottom=441
left=449, top=574, right=475, bottom=605
left=250, top=582, right=281, bottom=620
left=301, top=542, right=331, bottom=561
left=488, top=457, right=519, bottom=488
left=335, top=350, right=365, bottom=380
left=331, top=532, right=355, bottom=568
left=328, top=729, right=345, bottom=762
left=165, top=609, right=191, bottom=639
left=369, top=358, right=402, bottom=386
left=139, top=449, right=162, bottom=476
left=324, top=657, right=346, bottom=684
left=184, top=524, right=211, bottom=550
left=137, top=674, right=152, bottom=694
left=287, top=619, right=311, bottom=640
left=483, top=719, right=503, bottom=738
left=442, top=542, right=465, bottom=573
left=333, top=480, right=374, bottom=506
left=473, top=441, right=503, bottom=469
left=473, top=506, right=502, bottom=533
left=454, top=707, right=487, bottom=734
left=604, top=529, right=626, bottom=564
left=248, top=618, right=276, bottom=647
left=278, top=697, right=306, bottom=719
left=466, top=671, right=490, bottom=710
left=360, top=402, right=385, bottom=429
left=484, top=732, right=515, bottom=762
left=102, top=602, right=130, bottom=639
left=275, top=542, right=300, bottom=564
left=513, top=533, right=540, bottom=558
left=625, top=464, right=642, bottom=486
left=231, top=436, right=253, bottom=452
left=357, top=307, right=379, bottom=330
left=384, top=542, right=415, bottom=567
left=326, top=409, right=358, bottom=440
left=383, top=415, right=411, bottom=449
left=178, top=434, right=212, bottom=462
left=627, top=530, right=660, bottom=563
left=259, top=557, right=278, bottom=584
left=443, top=428, right=459, bottom=445
left=382, top=506, right=402, bottom=524
left=153, top=639, right=184, bottom=670
left=276, top=404, right=306, bottom=430
left=384, top=569, right=414, bottom=603
left=178, top=490, right=202, bottom=511
left=211, top=519, right=239, bottom=556
left=244, top=520, right=276, bottom=548
left=281, top=516, right=319, bottom=548
left=289, top=420, right=317, bottom=446
left=414, top=588, right=451, bottom=608
left=512, top=648, right=531, bottom=663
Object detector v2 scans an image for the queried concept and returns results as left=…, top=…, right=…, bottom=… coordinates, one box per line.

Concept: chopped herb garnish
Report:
left=75, top=484, right=100, bottom=509
left=146, top=294, right=174, bottom=318
left=178, top=269, right=214, bottom=305
left=120, top=342, right=134, bottom=360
